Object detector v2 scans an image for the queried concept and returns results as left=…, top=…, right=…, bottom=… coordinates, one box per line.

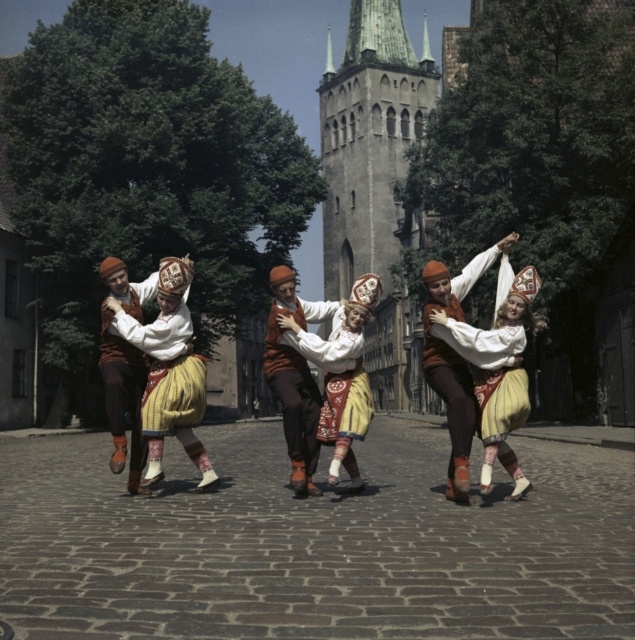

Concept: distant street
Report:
left=1, top=415, right=634, bottom=640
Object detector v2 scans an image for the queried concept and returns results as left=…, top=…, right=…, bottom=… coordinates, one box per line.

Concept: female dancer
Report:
left=105, top=255, right=220, bottom=493
left=277, top=274, right=383, bottom=493
left=422, top=233, right=519, bottom=502
left=429, top=251, right=547, bottom=500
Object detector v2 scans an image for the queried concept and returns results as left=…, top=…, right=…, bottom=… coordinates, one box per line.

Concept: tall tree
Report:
left=2, top=0, right=327, bottom=372
left=398, top=0, right=633, bottom=302
left=395, top=0, right=634, bottom=417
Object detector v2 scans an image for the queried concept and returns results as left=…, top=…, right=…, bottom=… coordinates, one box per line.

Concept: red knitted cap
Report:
left=421, top=260, right=450, bottom=284
left=270, top=265, right=296, bottom=287
left=100, top=257, right=127, bottom=280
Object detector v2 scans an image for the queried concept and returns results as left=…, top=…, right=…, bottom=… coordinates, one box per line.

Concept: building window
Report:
left=5, top=260, right=19, bottom=318
left=415, top=111, right=425, bottom=140
left=12, top=350, right=26, bottom=397
left=400, top=109, right=410, bottom=139
left=372, top=104, right=382, bottom=135
left=332, top=120, right=339, bottom=149
left=351, top=190, right=356, bottom=209
left=341, top=115, right=347, bottom=145
left=386, top=107, right=396, bottom=137
left=349, top=112, right=356, bottom=140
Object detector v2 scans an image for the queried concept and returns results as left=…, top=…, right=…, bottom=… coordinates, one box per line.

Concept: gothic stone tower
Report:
left=319, top=0, right=440, bottom=300
left=318, top=0, right=440, bottom=411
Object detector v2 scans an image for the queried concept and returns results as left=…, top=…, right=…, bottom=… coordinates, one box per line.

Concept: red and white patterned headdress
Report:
left=509, top=266, right=541, bottom=304
left=158, top=257, right=194, bottom=297
left=349, top=273, right=383, bottom=311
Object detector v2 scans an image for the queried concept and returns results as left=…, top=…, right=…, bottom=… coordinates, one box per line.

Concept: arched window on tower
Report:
left=399, top=78, right=410, bottom=104
left=324, top=123, right=331, bottom=153
left=380, top=74, right=391, bottom=101
left=332, top=119, right=339, bottom=149
left=338, top=85, right=347, bottom=112
left=335, top=196, right=340, bottom=215
left=327, top=91, right=335, bottom=117
left=357, top=106, right=364, bottom=136
left=340, top=240, right=354, bottom=299
left=352, top=78, right=361, bottom=103
left=340, top=115, right=347, bottom=145
left=349, top=112, right=356, bottom=141
left=400, top=109, right=410, bottom=139
left=351, top=190, right=356, bottom=210
left=372, top=104, right=382, bottom=135
left=416, top=80, right=426, bottom=106
left=386, top=107, right=396, bottom=137
left=414, top=111, right=425, bottom=140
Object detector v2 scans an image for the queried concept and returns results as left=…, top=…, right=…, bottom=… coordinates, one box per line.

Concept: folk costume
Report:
left=109, top=257, right=220, bottom=493
left=264, top=265, right=341, bottom=496
left=423, top=244, right=503, bottom=502
left=284, top=273, right=382, bottom=492
left=99, top=257, right=159, bottom=495
left=431, top=256, right=542, bottom=500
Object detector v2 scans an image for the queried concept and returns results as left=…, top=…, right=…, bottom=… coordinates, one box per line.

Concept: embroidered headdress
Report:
left=158, top=257, right=194, bottom=297
left=509, top=266, right=541, bottom=304
left=349, top=273, right=383, bottom=311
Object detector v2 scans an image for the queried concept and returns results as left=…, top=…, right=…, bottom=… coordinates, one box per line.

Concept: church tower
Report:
left=319, top=0, right=439, bottom=300
left=318, top=1, right=440, bottom=411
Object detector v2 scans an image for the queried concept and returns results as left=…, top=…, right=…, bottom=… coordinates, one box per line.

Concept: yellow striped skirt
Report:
left=337, top=369, right=374, bottom=441
left=480, top=368, right=531, bottom=445
left=142, top=355, right=207, bottom=437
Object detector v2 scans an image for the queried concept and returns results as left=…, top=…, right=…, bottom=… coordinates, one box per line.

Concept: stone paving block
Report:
left=273, top=627, right=381, bottom=638
left=1, top=417, right=633, bottom=639
left=21, top=632, right=115, bottom=640
left=163, top=620, right=269, bottom=637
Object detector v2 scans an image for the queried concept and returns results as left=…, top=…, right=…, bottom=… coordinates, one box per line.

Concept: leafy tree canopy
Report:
left=395, top=0, right=635, bottom=316
left=2, top=0, right=327, bottom=370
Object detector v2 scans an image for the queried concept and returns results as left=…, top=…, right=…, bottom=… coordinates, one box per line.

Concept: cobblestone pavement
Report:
left=1, top=415, right=634, bottom=640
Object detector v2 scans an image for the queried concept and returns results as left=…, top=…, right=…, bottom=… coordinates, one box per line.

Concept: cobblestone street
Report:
left=1, top=415, right=634, bottom=639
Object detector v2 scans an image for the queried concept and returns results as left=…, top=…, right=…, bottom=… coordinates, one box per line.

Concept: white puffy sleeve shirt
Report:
left=129, top=271, right=160, bottom=306
left=282, top=305, right=361, bottom=374
left=430, top=254, right=525, bottom=371
left=451, top=244, right=502, bottom=303
left=110, top=303, right=192, bottom=362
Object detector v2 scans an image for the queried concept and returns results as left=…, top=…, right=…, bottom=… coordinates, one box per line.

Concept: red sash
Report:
left=474, top=368, right=508, bottom=411
left=317, top=372, right=354, bottom=443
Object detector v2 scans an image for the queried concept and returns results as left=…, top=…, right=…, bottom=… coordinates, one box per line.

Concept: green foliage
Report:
left=2, top=0, right=327, bottom=370
left=396, top=0, right=635, bottom=316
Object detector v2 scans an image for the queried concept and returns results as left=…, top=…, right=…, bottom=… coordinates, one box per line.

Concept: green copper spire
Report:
left=341, top=0, right=419, bottom=71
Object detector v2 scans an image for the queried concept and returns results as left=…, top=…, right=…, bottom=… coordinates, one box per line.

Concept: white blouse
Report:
left=283, top=305, right=362, bottom=374
left=111, top=301, right=192, bottom=362
left=430, top=254, right=525, bottom=371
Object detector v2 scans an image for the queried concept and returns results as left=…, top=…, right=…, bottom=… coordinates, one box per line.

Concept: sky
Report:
left=0, top=0, right=471, bottom=302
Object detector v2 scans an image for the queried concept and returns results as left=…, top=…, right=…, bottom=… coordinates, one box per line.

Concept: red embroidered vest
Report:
left=423, top=294, right=468, bottom=368
left=263, top=298, right=309, bottom=379
left=98, top=288, right=147, bottom=369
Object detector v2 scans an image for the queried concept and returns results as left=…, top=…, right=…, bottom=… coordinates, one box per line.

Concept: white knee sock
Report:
left=145, top=459, right=163, bottom=479
left=480, top=462, right=493, bottom=487
left=198, top=468, right=219, bottom=488
left=329, top=459, right=342, bottom=483
left=511, top=474, right=530, bottom=497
